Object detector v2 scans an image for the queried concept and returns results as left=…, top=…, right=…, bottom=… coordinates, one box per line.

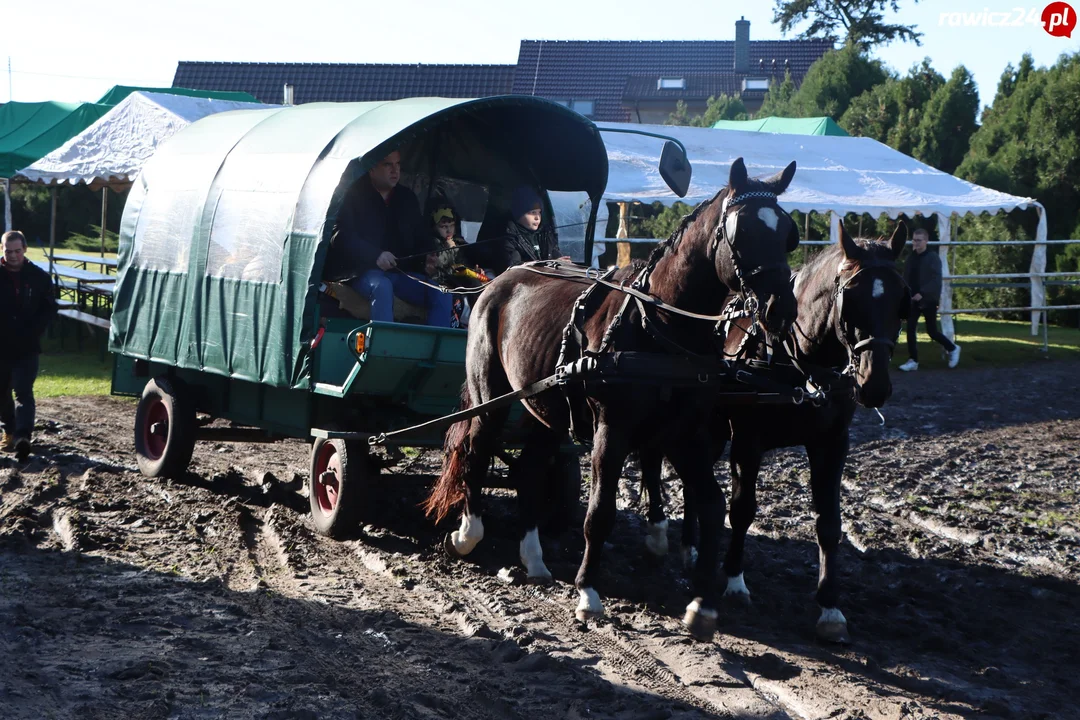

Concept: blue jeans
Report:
left=0, top=353, right=40, bottom=440
left=350, top=269, right=453, bottom=328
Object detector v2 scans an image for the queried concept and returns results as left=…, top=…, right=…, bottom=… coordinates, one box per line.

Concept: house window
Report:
left=657, top=77, right=686, bottom=90
left=742, top=78, right=770, bottom=91
left=551, top=98, right=571, bottom=107
left=571, top=99, right=594, bottom=117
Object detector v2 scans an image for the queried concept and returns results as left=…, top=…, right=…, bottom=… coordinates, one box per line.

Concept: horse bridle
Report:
left=833, top=259, right=903, bottom=374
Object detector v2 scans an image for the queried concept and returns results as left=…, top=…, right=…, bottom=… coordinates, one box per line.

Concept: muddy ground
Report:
left=1, top=360, right=1078, bottom=719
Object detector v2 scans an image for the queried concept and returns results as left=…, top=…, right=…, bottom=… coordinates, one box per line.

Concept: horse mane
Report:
left=640, top=187, right=728, bottom=270
left=799, top=233, right=896, bottom=281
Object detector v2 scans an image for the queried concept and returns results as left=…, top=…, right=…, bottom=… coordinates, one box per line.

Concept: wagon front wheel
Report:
left=309, top=437, right=373, bottom=538
left=133, top=376, right=196, bottom=479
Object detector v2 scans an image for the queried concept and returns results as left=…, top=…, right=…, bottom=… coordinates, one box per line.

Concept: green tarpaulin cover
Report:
left=1, top=101, right=114, bottom=176
left=711, top=116, right=849, bottom=137
left=96, top=85, right=260, bottom=106
left=111, top=97, right=608, bottom=389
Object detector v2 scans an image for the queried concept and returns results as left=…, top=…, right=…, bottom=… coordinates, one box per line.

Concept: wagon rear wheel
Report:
left=309, top=437, right=374, bottom=538
left=133, top=376, right=197, bottom=479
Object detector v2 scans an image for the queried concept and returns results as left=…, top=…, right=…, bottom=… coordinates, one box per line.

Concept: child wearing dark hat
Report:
left=486, top=185, right=562, bottom=275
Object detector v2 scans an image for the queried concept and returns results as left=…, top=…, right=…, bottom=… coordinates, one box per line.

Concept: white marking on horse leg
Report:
left=519, top=528, right=551, bottom=581
left=757, top=206, right=779, bottom=231
left=450, top=513, right=484, bottom=556
left=685, top=598, right=719, bottom=620
left=818, top=607, right=847, bottom=627
left=723, top=573, right=751, bottom=599
left=681, top=544, right=699, bottom=570
left=644, top=519, right=669, bottom=557
left=872, top=278, right=885, bottom=298
left=576, top=587, right=604, bottom=619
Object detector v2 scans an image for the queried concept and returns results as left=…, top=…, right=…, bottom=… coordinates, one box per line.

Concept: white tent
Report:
left=17, top=92, right=275, bottom=188
left=596, top=122, right=1048, bottom=335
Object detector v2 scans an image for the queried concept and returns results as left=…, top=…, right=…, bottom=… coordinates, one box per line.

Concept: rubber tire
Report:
left=133, top=376, right=197, bottom=479
left=309, top=437, right=373, bottom=538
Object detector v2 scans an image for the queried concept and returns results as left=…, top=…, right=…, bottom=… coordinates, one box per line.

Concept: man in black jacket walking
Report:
left=1, top=230, right=57, bottom=457
left=899, top=228, right=960, bottom=371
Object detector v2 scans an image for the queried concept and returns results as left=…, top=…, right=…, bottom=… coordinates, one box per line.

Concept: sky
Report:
left=2, top=0, right=1077, bottom=109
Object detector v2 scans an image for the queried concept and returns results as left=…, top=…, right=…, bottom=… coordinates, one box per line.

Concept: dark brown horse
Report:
left=423, top=158, right=802, bottom=640
left=639, top=220, right=909, bottom=642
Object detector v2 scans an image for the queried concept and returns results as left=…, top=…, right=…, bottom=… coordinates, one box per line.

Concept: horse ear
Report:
left=889, top=220, right=908, bottom=259
left=761, top=161, right=797, bottom=195
left=729, top=157, right=748, bottom=191
left=839, top=219, right=861, bottom=260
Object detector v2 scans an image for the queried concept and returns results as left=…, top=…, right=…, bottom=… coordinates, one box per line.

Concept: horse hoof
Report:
left=575, top=607, right=604, bottom=623
left=576, top=587, right=604, bottom=622
left=443, top=533, right=463, bottom=560
left=722, top=574, right=752, bottom=606
left=816, top=607, right=851, bottom=644
left=816, top=621, right=850, bottom=644
left=682, top=598, right=718, bottom=642
left=723, top=590, right=752, bottom=607
left=526, top=571, right=553, bottom=586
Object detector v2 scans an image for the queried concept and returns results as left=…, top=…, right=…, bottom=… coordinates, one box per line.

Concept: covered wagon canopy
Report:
left=111, top=96, right=609, bottom=389
left=17, top=92, right=275, bottom=188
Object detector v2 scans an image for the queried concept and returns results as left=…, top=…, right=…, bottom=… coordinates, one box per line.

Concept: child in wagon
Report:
left=425, top=200, right=487, bottom=328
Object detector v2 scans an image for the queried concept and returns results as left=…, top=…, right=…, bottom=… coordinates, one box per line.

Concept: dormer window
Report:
left=657, top=77, right=686, bottom=90
left=742, top=78, right=770, bottom=91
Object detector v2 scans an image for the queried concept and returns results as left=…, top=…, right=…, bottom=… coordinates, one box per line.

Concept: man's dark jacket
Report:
left=903, top=250, right=943, bottom=308
left=0, top=260, right=57, bottom=358
left=326, top=175, right=427, bottom=279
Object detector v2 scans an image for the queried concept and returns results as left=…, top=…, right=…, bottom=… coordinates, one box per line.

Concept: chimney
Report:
left=734, top=16, right=750, bottom=73
left=283, top=83, right=295, bottom=106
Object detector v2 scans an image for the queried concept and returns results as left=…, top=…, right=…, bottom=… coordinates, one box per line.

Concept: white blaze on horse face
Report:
left=644, top=519, right=669, bottom=557
left=577, top=587, right=604, bottom=617
left=872, top=278, right=885, bottom=299
left=450, top=513, right=484, bottom=556
left=757, top=207, right=779, bottom=231
left=723, top=573, right=751, bottom=598
left=725, top=212, right=739, bottom=242
left=519, top=529, right=551, bottom=580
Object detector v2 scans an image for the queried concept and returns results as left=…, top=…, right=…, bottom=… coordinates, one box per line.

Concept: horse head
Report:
left=835, top=220, right=908, bottom=408
left=713, top=157, right=801, bottom=340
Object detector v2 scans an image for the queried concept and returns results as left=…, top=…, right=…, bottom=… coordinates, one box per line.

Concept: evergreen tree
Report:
left=772, top=0, right=923, bottom=49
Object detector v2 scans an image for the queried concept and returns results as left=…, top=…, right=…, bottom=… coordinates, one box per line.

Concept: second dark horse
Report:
left=424, top=158, right=801, bottom=640
left=640, top=220, right=909, bottom=642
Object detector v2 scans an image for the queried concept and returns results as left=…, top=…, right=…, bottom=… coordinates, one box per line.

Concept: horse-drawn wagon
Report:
left=109, top=96, right=691, bottom=537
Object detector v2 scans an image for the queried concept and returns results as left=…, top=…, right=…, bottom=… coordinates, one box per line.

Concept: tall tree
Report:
left=913, top=66, right=979, bottom=174
left=773, top=0, right=922, bottom=49
left=786, top=44, right=890, bottom=118
left=667, top=94, right=749, bottom=127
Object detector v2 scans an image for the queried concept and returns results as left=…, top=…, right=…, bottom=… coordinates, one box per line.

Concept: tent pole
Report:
left=100, top=187, right=108, bottom=258
left=49, top=187, right=57, bottom=277
left=2, top=177, right=11, bottom=233
left=616, top=202, right=631, bottom=267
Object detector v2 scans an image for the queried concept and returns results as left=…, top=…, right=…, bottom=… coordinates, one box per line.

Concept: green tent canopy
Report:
left=0, top=101, right=112, bottom=177
left=111, top=96, right=608, bottom=389
left=96, top=85, right=260, bottom=106
left=711, top=116, right=849, bottom=137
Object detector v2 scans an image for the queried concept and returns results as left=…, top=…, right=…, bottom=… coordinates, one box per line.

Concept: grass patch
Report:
left=896, top=314, right=1080, bottom=370
left=35, top=335, right=112, bottom=398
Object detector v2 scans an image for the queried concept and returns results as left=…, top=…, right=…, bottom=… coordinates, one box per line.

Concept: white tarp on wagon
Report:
left=17, top=92, right=274, bottom=187
left=596, top=121, right=1048, bottom=334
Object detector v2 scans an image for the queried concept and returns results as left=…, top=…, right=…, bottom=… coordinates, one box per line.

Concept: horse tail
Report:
left=422, top=383, right=473, bottom=524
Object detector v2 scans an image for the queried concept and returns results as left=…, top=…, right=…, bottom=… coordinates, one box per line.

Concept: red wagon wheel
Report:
left=133, top=376, right=196, bottom=478
left=309, top=437, right=374, bottom=538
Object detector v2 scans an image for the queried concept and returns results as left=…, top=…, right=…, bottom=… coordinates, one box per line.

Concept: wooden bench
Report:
left=58, top=308, right=110, bottom=331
